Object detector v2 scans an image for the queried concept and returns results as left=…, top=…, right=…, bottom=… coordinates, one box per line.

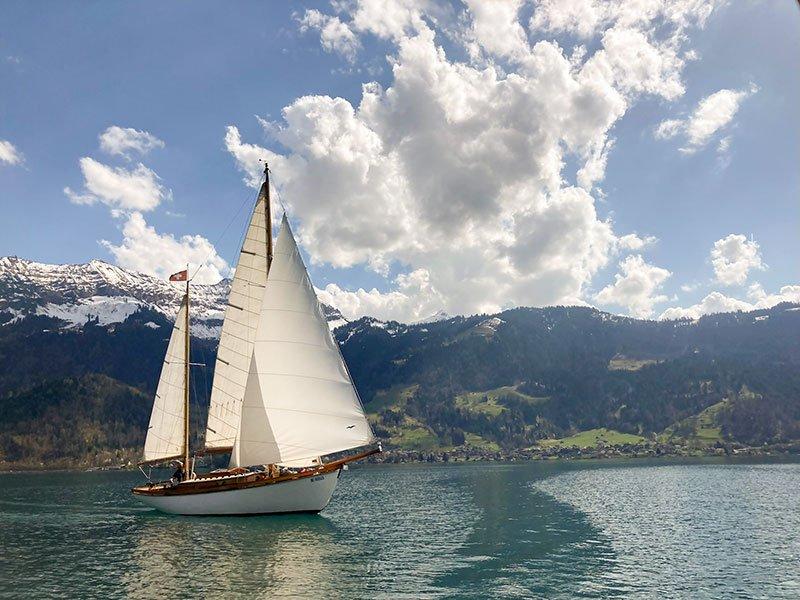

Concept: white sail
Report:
left=231, top=215, right=374, bottom=467
left=143, top=297, right=187, bottom=464
left=204, top=193, right=270, bottom=451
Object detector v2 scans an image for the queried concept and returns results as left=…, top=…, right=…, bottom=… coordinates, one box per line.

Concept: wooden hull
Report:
left=133, top=468, right=340, bottom=515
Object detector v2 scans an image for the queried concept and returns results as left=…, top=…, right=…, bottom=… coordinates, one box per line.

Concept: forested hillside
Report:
left=1, top=301, right=799, bottom=467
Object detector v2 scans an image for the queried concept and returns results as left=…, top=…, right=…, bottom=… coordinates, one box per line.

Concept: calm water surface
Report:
left=0, top=458, right=798, bottom=599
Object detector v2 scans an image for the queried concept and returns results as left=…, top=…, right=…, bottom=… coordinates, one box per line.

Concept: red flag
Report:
left=169, top=270, right=188, bottom=282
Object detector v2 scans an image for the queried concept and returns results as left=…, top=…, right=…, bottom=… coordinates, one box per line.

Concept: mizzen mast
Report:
left=182, top=268, right=191, bottom=479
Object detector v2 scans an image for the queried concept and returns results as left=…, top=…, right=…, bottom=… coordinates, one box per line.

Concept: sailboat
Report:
left=132, top=164, right=380, bottom=515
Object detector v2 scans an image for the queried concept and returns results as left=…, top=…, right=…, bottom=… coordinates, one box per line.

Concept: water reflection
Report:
left=1, top=460, right=798, bottom=599
left=125, top=513, right=340, bottom=598
left=434, top=463, right=619, bottom=599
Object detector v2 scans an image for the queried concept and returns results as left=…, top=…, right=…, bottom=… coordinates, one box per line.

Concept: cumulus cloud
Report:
left=349, top=0, right=430, bottom=41
left=0, top=140, right=23, bottom=166
left=317, top=268, right=445, bottom=322
left=595, top=254, right=671, bottom=318
left=299, top=9, right=361, bottom=62
left=659, top=285, right=800, bottom=320
left=616, top=233, right=657, bottom=251
left=462, top=0, right=529, bottom=60
left=64, top=157, right=167, bottom=212
left=710, top=233, right=764, bottom=286
left=655, top=84, right=758, bottom=153
left=98, top=126, right=165, bottom=159
left=529, top=0, right=720, bottom=40
left=63, top=127, right=230, bottom=285
left=101, top=212, right=230, bottom=284
left=224, top=0, right=724, bottom=322
left=224, top=125, right=276, bottom=188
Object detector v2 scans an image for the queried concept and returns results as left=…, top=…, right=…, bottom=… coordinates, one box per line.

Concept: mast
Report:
left=233, top=215, right=376, bottom=468
left=183, top=269, right=190, bottom=479
left=263, top=162, right=273, bottom=271
left=203, top=163, right=273, bottom=455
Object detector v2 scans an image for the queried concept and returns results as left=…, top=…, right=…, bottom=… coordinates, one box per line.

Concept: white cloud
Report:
left=299, top=9, right=361, bottom=62
left=0, top=140, right=23, bottom=166
left=101, top=212, right=230, bottom=284
left=583, top=26, right=686, bottom=101
left=223, top=1, right=725, bottom=322
left=98, top=126, right=164, bottom=159
left=529, top=0, right=721, bottom=40
left=349, top=0, right=429, bottom=41
left=616, top=233, right=657, bottom=251
left=660, top=291, right=752, bottom=320
left=64, top=157, right=167, bottom=212
left=659, top=285, right=800, bottom=320
left=655, top=84, right=757, bottom=153
left=317, top=268, right=445, bottom=322
left=462, top=0, right=529, bottom=60
left=577, top=138, right=614, bottom=191
left=529, top=0, right=606, bottom=39
left=710, top=233, right=764, bottom=286
left=224, top=125, right=276, bottom=188
left=595, top=254, right=671, bottom=318
left=654, top=118, right=682, bottom=139
left=746, top=283, right=800, bottom=306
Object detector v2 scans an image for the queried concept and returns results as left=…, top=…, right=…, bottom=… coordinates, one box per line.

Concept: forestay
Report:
left=231, top=215, right=374, bottom=468
left=204, top=192, right=270, bottom=451
left=143, top=298, right=188, bottom=464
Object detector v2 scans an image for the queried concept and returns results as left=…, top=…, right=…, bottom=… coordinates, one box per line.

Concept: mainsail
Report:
left=142, top=297, right=188, bottom=464
left=231, top=215, right=374, bottom=467
left=204, top=190, right=270, bottom=452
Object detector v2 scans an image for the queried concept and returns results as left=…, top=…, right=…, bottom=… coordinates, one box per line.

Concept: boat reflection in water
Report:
left=124, top=513, right=341, bottom=597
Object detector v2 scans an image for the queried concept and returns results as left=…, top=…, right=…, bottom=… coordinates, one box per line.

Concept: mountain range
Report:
left=1, top=257, right=799, bottom=468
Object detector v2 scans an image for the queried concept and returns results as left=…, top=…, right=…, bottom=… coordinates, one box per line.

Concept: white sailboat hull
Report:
left=136, top=469, right=340, bottom=516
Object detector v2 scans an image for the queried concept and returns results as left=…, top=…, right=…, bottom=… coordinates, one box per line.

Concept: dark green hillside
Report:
left=0, top=308, right=218, bottom=397
left=0, top=302, right=799, bottom=467
left=340, top=304, right=800, bottom=450
left=0, top=374, right=150, bottom=468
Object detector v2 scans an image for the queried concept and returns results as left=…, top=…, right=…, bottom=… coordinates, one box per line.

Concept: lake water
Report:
left=0, top=458, right=798, bottom=599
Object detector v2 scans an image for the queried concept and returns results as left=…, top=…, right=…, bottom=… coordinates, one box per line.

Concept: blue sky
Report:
left=0, top=1, right=797, bottom=322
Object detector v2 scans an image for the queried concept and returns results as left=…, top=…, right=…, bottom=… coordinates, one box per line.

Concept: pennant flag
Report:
left=169, top=270, right=188, bottom=282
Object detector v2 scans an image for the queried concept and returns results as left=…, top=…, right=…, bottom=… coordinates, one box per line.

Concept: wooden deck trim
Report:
left=132, top=446, right=380, bottom=497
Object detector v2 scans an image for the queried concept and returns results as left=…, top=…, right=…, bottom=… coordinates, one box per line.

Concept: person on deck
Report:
left=171, top=461, right=184, bottom=483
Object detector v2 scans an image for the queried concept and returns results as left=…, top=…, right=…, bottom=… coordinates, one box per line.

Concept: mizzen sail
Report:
left=231, top=215, right=374, bottom=467
left=204, top=190, right=270, bottom=452
left=142, top=297, right=188, bottom=464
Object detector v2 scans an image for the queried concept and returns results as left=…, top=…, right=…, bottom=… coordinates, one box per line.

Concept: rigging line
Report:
left=189, top=187, right=256, bottom=282
left=270, top=169, right=289, bottom=216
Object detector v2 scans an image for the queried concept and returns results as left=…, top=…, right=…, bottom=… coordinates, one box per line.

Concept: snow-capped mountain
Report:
left=413, top=309, right=451, bottom=325
left=0, top=256, right=346, bottom=338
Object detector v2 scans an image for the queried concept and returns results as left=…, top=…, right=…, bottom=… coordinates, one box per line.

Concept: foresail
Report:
left=232, top=215, right=374, bottom=467
left=142, top=298, right=187, bottom=464
left=204, top=192, right=270, bottom=451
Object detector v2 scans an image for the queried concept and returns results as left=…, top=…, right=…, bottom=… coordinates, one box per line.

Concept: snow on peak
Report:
left=414, top=309, right=451, bottom=324
left=0, top=256, right=342, bottom=338
left=36, top=295, right=145, bottom=328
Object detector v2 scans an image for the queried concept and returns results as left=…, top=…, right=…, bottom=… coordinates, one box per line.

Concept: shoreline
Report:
left=2, top=441, right=799, bottom=473
left=366, top=441, right=800, bottom=464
